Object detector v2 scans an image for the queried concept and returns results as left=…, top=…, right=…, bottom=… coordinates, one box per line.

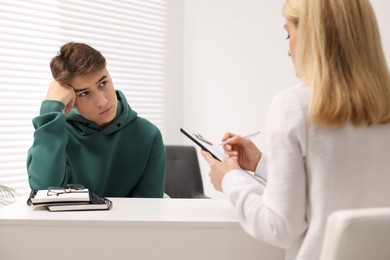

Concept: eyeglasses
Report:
left=47, top=184, right=87, bottom=196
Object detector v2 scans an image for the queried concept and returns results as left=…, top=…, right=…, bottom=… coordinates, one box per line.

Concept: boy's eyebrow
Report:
left=96, top=75, right=107, bottom=84
left=74, top=87, right=88, bottom=93
left=72, top=75, right=107, bottom=92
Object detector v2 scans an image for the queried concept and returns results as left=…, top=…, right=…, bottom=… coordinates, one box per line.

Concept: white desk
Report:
left=0, top=198, right=284, bottom=260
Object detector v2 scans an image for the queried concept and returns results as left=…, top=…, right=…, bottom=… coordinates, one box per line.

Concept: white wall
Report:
left=371, top=0, right=390, bottom=64
left=165, top=0, right=184, bottom=144
left=180, top=0, right=390, bottom=198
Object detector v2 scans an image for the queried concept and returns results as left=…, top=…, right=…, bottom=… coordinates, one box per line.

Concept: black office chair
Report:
left=164, top=145, right=208, bottom=198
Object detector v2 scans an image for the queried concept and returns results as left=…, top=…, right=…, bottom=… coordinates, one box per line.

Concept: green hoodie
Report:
left=27, top=90, right=166, bottom=198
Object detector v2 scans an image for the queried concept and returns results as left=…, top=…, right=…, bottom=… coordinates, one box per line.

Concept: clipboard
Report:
left=180, top=128, right=267, bottom=186
left=180, top=128, right=226, bottom=161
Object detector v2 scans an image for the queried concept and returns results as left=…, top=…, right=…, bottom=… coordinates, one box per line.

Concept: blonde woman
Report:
left=201, top=0, right=390, bottom=259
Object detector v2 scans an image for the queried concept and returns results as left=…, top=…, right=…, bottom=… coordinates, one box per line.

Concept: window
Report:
left=0, top=0, right=168, bottom=198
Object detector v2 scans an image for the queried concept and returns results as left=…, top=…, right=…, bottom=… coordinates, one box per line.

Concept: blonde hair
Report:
left=283, top=0, right=390, bottom=127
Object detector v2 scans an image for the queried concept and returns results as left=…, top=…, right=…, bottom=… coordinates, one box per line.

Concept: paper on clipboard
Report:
left=180, top=128, right=226, bottom=161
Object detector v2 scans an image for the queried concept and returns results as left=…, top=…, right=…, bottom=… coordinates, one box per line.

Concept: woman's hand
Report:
left=201, top=150, right=240, bottom=192
left=46, top=80, right=76, bottom=114
left=221, top=132, right=262, bottom=172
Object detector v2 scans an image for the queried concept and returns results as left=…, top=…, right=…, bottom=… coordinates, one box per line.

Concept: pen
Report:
left=218, top=131, right=260, bottom=145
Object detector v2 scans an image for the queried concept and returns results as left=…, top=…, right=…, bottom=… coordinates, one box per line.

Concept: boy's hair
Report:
left=283, top=0, right=390, bottom=127
left=50, top=42, right=106, bottom=85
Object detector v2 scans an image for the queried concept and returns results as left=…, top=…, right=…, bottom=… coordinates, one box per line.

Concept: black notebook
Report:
left=45, top=193, right=113, bottom=212
left=27, top=188, right=113, bottom=212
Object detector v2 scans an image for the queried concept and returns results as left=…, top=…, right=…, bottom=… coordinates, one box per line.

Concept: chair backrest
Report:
left=320, top=208, right=390, bottom=260
left=164, top=145, right=208, bottom=198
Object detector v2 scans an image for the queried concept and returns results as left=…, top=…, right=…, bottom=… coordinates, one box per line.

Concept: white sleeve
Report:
left=254, top=153, right=268, bottom=182
left=222, top=88, right=309, bottom=248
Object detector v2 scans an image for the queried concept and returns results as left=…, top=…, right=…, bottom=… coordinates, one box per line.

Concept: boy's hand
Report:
left=46, top=80, right=76, bottom=114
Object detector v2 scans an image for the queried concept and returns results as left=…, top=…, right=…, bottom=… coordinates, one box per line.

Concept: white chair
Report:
left=320, top=208, right=390, bottom=260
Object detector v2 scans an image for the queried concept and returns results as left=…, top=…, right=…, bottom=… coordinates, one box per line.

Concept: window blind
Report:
left=0, top=0, right=168, bottom=198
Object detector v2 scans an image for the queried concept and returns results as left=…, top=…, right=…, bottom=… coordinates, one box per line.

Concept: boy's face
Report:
left=70, top=67, right=118, bottom=127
